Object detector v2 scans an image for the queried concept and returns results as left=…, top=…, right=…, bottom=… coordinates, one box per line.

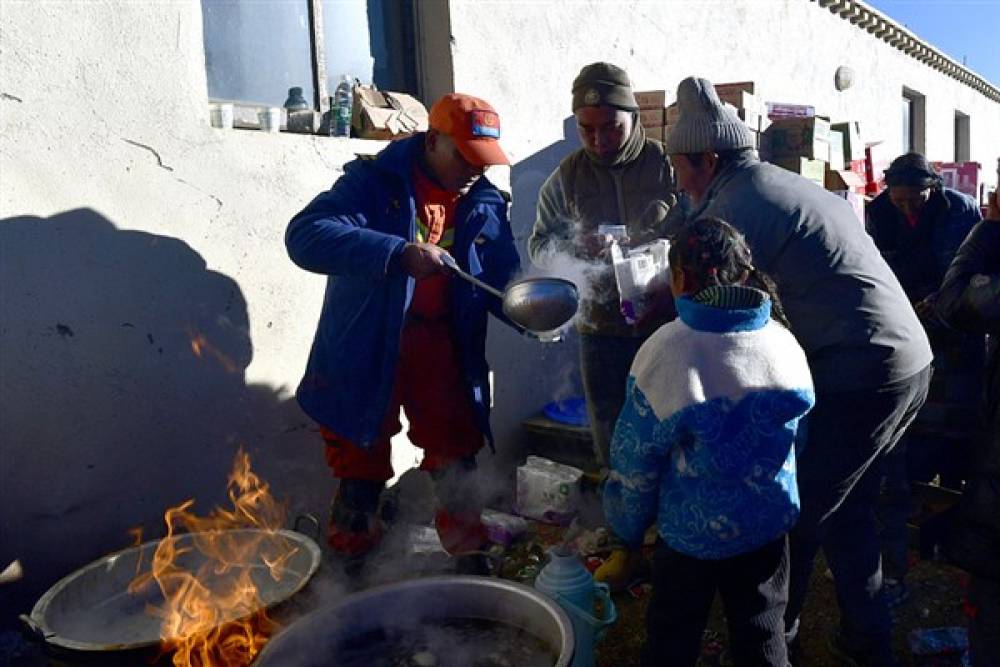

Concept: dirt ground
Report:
left=595, top=552, right=970, bottom=666
left=502, top=512, right=971, bottom=667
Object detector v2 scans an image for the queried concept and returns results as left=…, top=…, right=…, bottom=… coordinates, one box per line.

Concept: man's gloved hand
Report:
left=400, top=242, right=450, bottom=279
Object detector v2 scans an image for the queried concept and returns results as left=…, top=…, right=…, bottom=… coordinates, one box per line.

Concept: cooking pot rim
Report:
left=24, top=527, right=321, bottom=653
left=253, top=574, right=575, bottom=667
left=505, top=276, right=579, bottom=293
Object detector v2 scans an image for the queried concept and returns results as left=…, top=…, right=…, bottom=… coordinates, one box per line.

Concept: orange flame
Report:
left=129, top=449, right=297, bottom=666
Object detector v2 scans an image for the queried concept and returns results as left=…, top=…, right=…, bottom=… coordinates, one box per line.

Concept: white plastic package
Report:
left=611, top=239, right=670, bottom=325
left=515, top=455, right=583, bottom=525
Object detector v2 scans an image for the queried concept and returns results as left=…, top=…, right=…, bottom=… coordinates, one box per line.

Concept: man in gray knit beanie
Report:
left=664, top=75, right=933, bottom=667
left=664, top=76, right=755, bottom=203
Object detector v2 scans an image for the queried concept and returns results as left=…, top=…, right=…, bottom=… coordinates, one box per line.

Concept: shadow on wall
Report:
left=0, top=209, right=329, bottom=627
left=486, top=116, right=585, bottom=471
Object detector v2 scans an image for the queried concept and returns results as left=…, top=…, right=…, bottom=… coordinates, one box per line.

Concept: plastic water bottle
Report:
left=332, top=74, right=352, bottom=138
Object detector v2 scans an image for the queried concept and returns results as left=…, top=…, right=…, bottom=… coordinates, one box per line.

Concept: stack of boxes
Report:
left=827, top=121, right=867, bottom=194
left=635, top=82, right=893, bottom=224
left=635, top=89, right=668, bottom=143
left=762, top=116, right=831, bottom=187
left=714, top=82, right=769, bottom=150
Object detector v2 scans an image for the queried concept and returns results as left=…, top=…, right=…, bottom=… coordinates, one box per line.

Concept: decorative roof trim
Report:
left=812, top=0, right=1000, bottom=102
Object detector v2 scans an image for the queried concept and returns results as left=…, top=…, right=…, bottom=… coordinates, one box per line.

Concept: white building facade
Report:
left=1, top=0, right=997, bottom=621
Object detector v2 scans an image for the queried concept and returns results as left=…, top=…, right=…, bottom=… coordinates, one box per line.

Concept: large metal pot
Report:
left=21, top=528, right=320, bottom=653
left=253, top=575, right=575, bottom=667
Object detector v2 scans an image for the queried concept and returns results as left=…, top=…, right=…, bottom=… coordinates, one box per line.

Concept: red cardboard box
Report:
left=932, top=161, right=981, bottom=200
left=865, top=142, right=892, bottom=195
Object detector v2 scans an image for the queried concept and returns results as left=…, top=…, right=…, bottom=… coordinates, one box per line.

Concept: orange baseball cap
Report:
left=428, top=93, right=510, bottom=166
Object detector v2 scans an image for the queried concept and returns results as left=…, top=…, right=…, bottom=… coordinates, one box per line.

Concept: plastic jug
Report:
left=535, top=546, right=617, bottom=667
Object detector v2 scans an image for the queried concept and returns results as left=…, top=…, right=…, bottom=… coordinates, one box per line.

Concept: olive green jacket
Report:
left=528, top=139, right=679, bottom=336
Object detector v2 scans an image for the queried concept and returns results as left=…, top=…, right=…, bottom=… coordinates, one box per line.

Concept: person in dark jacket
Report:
left=932, top=187, right=1000, bottom=667
left=866, top=153, right=982, bottom=603
left=286, top=94, right=520, bottom=565
left=527, top=62, right=679, bottom=590
left=665, top=77, right=933, bottom=666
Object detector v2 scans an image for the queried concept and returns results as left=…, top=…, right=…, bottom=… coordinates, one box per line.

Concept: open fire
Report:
left=128, top=449, right=298, bottom=667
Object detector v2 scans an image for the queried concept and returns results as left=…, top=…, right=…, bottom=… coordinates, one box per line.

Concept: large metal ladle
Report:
left=440, top=254, right=579, bottom=335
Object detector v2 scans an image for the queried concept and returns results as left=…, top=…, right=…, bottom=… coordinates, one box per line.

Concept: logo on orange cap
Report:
left=428, top=93, right=510, bottom=166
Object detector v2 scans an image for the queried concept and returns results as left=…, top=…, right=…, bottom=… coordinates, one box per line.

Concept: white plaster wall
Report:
left=0, top=1, right=378, bottom=621
left=2, top=0, right=997, bottom=627
left=445, top=0, right=1000, bottom=456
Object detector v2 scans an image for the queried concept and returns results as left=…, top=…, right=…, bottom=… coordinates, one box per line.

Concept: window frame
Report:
left=203, top=0, right=418, bottom=128
left=954, top=110, right=971, bottom=163
left=901, top=87, right=926, bottom=155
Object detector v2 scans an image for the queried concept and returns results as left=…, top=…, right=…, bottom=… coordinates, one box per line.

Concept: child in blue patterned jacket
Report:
left=604, top=217, right=815, bottom=666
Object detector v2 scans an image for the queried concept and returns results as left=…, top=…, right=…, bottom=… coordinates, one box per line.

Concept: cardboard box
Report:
left=932, top=161, right=981, bottom=200
left=825, top=167, right=866, bottom=193
left=639, top=108, right=665, bottom=128
left=733, top=106, right=770, bottom=134
left=767, top=102, right=815, bottom=120
left=772, top=157, right=827, bottom=186
left=828, top=129, right=845, bottom=171
left=831, top=121, right=864, bottom=161
left=831, top=190, right=865, bottom=226
left=716, top=89, right=759, bottom=111
left=645, top=126, right=665, bottom=142
left=764, top=117, right=831, bottom=160
left=714, top=81, right=756, bottom=96
left=635, top=90, right=666, bottom=109
left=352, top=86, right=428, bottom=140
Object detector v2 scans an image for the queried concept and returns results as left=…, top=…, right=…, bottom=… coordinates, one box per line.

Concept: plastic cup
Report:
left=210, top=103, right=234, bottom=129
left=258, top=107, right=281, bottom=133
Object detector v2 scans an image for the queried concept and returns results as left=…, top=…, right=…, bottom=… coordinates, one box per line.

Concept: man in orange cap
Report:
left=286, top=93, right=520, bottom=573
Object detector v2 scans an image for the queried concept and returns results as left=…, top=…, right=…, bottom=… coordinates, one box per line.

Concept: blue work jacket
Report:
left=286, top=134, right=520, bottom=448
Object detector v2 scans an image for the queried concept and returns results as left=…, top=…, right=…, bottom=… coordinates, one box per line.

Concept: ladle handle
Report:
left=440, top=254, right=505, bottom=300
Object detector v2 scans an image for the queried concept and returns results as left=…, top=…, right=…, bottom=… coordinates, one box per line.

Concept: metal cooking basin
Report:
left=253, top=575, right=574, bottom=667
left=21, top=528, right=320, bottom=653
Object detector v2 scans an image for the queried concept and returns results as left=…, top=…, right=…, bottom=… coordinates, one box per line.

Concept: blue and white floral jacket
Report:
left=604, top=286, right=815, bottom=559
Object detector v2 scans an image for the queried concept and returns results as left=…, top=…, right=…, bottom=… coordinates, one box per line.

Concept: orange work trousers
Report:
left=321, top=315, right=484, bottom=483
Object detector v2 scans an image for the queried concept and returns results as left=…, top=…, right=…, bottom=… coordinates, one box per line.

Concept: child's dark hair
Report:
left=668, top=217, right=790, bottom=327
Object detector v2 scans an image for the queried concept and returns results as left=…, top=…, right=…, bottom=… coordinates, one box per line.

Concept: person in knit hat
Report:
left=664, top=76, right=932, bottom=666
left=528, top=62, right=681, bottom=591
left=866, top=153, right=981, bottom=608
left=286, top=93, right=520, bottom=576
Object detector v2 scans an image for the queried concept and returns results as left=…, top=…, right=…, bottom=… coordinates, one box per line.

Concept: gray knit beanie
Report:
left=571, top=62, right=638, bottom=112
left=665, top=77, right=754, bottom=154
